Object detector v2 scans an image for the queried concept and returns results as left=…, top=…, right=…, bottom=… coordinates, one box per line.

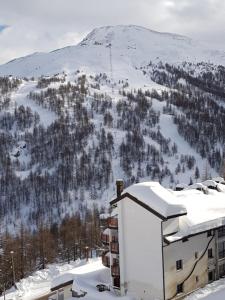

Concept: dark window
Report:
left=182, top=237, right=188, bottom=242
left=219, top=242, right=225, bottom=259
left=208, top=271, right=213, bottom=282
left=196, top=276, right=199, bottom=283
left=112, top=235, right=118, bottom=242
left=176, top=260, right=183, bottom=270
left=218, top=226, right=225, bottom=238
left=208, top=248, right=213, bottom=258
left=177, top=283, right=183, bottom=294
left=207, top=230, right=212, bottom=237
left=195, top=252, right=198, bottom=259
left=219, top=264, right=225, bottom=278
left=113, top=258, right=119, bottom=266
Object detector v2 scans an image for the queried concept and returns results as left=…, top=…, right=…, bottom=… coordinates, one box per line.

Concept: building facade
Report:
left=101, top=179, right=225, bottom=300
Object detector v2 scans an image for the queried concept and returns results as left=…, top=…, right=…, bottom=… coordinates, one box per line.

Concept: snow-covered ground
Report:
left=1, top=258, right=131, bottom=300
left=186, top=278, right=225, bottom=300
left=10, top=81, right=57, bottom=127
left=2, top=258, right=225, bottom=300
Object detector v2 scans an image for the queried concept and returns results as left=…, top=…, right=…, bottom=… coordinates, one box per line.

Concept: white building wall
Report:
left=118, top=198, right=164, bottom=300
left=163, top=232, right=216, bottom=299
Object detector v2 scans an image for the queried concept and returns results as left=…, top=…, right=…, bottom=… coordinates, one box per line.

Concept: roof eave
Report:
left=110, top=192, right=187, bottom=221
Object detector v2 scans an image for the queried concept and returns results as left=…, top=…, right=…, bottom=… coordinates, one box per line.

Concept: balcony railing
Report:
left=101, top=233, right=110, bottom=245
left=102, top=253, right=110, bottom=268
left=108, top=217, right=118, bottom=229
left=111, top=265, right=120, bottom=277
left=111, top=242, right=119, bottom=254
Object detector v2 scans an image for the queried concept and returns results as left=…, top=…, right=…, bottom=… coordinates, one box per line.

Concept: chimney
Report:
left=116, top=179, right=124, bottom=198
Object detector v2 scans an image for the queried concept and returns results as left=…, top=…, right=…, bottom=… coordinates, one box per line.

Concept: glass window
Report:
left=219, top=264, right=225, bottom=278
left=176, top=260, right=183, bottom=270
left=208, top=271, right=214, bottom=282
left=177, top=283, right=183, bottom=294
left=208, top=248, right=213, bottom=258
left=207, top=230, right=212, bottom=237
left=219, top=242, right=225, bottom=259
left=218, top=226, right=225, bottom=238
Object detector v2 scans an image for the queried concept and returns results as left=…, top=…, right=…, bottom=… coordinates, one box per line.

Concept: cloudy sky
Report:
left=0, top=0, right=225, bottom=64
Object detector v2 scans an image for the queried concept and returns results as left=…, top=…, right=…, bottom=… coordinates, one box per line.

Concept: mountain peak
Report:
left=79, top=25, right=190, bottom=47
left=0, top=25, right=224, bottom=77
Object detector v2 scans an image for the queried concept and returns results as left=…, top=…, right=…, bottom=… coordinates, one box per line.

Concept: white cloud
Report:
left=0, top=0, right=224, bottom=64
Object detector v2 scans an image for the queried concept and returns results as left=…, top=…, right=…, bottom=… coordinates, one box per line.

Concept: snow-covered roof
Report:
left=202, top=180, right=218, bottom=188
left=176, top=183, right=188, bottom=189
left=213, top=176, right=225, bottom=184
left=121, top=181, right=187, bottom=219
left=112, top=180, right=225, bottom=242
left=99, top=213, right=110, bottom=220
left=186, top=183, right=208, bottom=192
left=166, top=188, right=225, bottom=242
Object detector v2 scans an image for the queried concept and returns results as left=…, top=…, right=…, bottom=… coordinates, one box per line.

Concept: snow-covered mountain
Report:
left=0, top=25, right=225, bottom=232
left=0, top=25, right=225, bottom=78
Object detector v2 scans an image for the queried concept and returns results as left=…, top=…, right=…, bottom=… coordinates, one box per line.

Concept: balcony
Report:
left=111, top=265, right=120, bottom=277
left=102, top=252, right=110, bottom=268
left=101, top=233, right=110, bottom=245
left=111, top=242, right=119, bottom=254
left=108, top=217, right=118, bottom=229
left=113, top=276, right=120, bottom=288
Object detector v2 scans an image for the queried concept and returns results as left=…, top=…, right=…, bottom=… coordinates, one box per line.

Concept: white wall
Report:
left=118, top=197, right=164, bottom=300
left=163, top=232, right=215, bottom=299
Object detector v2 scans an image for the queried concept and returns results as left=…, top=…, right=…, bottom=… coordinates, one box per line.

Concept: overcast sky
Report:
left=0, top=0, right=225, bottom=64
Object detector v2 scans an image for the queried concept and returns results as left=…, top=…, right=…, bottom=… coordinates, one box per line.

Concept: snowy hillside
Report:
left=0, top=25, right=225, bottom=78
left=0, top=25, right=224, bottom=231
left=0, top=25, right=224, bottom=300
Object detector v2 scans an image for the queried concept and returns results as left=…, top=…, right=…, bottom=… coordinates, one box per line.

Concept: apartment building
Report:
left=101, top=178, right=225, bottom=300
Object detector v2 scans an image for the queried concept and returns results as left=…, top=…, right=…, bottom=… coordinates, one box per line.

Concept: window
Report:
left=219, top=242, right=225, bottom=259
left=196, top=276, right=199, bottom=283
left=208, top=248, right=213, bottom=259
left=182, top=237, right=188, bottom=242
left=219, top=264, right=225, bottom=278
left=176, top=260, right=183, bottom=270
left=208, top=271, right=214, bottom=282
left=195, top=252, right=198, bottom=259
left=177, top=283, right=183, bottom=294
left=113, top=258, right=119, bottom=266
left=218, top=226, right=225, bottom=238
left=207, top=230, right=212, bottom=237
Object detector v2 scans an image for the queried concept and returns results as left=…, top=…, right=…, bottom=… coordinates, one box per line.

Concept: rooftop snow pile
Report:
left=166, top=188, right=225, bottom=242
left=118, top=180, right=225, bottom=242
left=123, top=181, right=187, bottom=218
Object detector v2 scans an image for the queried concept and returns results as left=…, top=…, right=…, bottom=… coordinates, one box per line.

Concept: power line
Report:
left=108, top=43, right=114, bottom=94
